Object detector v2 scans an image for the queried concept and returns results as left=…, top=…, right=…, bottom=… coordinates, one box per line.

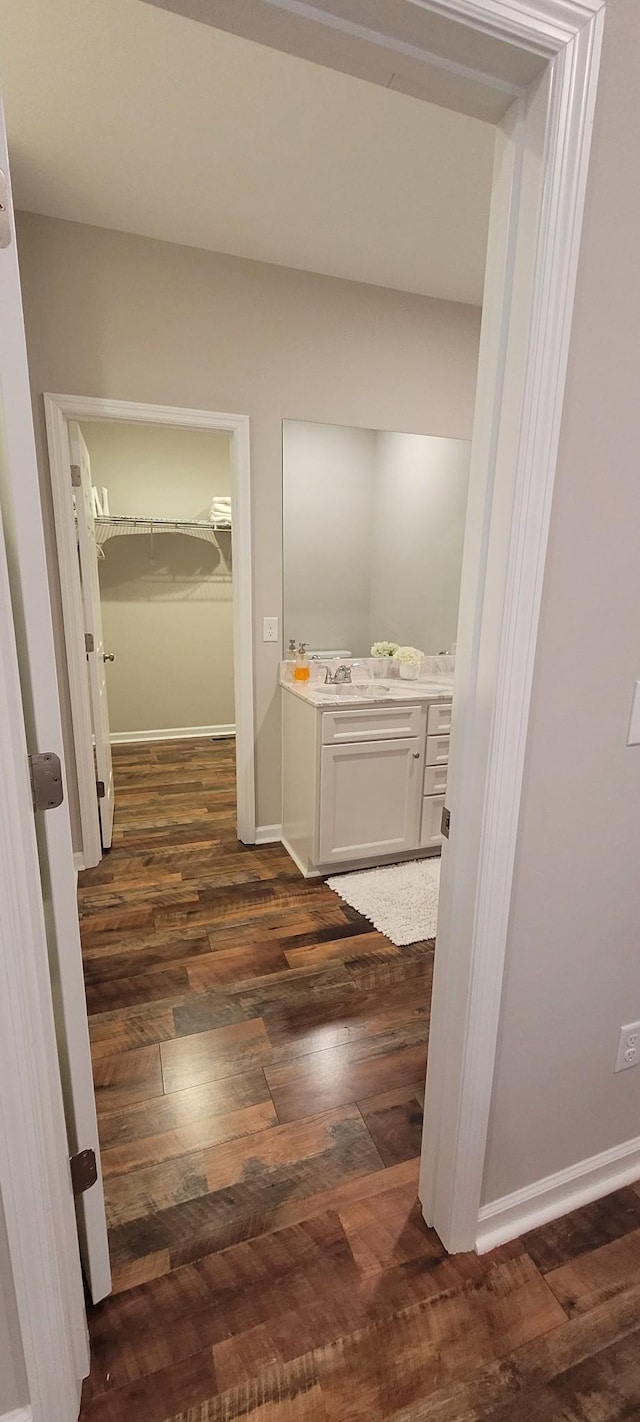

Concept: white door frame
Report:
left=0, top=109, right=89, bottom=1421
left=416, top=0, right=606, bottom=1251
left=0, top=497, right=86, bottom=1422
left=266, top=0, right=605, bottom=1252
left=44, top=395, right=255, bottom=864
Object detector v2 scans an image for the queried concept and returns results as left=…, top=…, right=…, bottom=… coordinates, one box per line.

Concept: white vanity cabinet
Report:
left=281, top=684, right=452, bottom=877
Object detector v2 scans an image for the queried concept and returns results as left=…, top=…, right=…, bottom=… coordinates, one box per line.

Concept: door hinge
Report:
left=70, top=463, right=81, bottom=487
left=69, top=1148, right=97, bottom=1195
left=29, top=752, right=64, bottom=811
left=96, top=779, right=105, bottom=799
left=441, top=805, right=451, bottom=840
left=85, top=632, right=94, bottom=654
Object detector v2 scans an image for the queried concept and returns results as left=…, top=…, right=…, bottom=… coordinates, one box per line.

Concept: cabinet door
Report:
left=318, top=737, right=423, bottom=864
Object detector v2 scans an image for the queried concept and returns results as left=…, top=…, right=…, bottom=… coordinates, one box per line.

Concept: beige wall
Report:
left=0, top=1191, right=28, bottom=1414
left=81, top=421, right=233, bottom=736
left=17, top=212, right=482, bottom=830
left=483, top=0, right=640, bottom=1204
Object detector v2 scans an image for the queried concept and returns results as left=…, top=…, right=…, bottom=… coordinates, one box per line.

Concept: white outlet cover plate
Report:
left=263, top=616, right=279, bottom=643
left=614, top=1020, right=640, bottom=1073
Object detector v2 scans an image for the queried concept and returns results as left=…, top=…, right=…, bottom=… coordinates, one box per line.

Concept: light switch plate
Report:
left=263, top=616, right=279, bottom=643
left=627, top=681, right=640, bottom=745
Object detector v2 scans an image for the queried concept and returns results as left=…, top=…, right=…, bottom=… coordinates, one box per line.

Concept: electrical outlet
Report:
left=614, top=1021, right=640, bottom=1073
left=262, top=616, right=279, bottom=643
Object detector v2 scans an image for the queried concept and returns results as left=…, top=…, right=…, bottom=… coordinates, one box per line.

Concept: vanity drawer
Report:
left=321, top=704, right=424, bottom=745
left=426, top=733, right=450, bottom=766
left=427, top=701, right=452, bottom=736
left=424, top=762, right=447, bottom=797
left=420, top=795, right=445, bottom=848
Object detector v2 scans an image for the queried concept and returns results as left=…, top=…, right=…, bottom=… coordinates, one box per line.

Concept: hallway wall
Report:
left=483, top=0, right=640, bottom=1208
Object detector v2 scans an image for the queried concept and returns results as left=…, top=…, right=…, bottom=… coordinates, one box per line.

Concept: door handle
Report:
left=103, top=652, right=115, bottom=663
left=412, top=751, right=420, bottom=759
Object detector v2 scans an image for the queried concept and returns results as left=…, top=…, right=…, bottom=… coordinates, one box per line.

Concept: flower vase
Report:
left=398, top=663, right=420, bottom=680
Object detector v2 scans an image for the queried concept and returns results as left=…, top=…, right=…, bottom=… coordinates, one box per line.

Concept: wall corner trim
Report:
left=476, top=1133, right=640, bottom=1254
left=255, top=824, right=282, bottom=845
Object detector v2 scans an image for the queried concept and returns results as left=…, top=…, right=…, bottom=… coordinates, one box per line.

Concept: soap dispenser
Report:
left=294, top=641, right=310, bottom=682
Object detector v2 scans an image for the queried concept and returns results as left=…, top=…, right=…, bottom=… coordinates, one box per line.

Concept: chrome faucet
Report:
left=324, top=663, right=352, bottom=685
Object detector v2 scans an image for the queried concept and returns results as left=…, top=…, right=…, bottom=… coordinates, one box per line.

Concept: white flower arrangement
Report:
left=371, top=641, right=399, bottom=658
left=393, top=645, right=424, bottom=666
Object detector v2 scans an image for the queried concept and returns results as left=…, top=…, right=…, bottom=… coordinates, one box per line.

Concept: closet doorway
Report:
left=45, top=397, right=254, bottom=869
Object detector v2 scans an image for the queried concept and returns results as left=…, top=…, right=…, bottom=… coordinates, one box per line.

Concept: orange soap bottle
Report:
left=294, top=641, right=310, bottom=682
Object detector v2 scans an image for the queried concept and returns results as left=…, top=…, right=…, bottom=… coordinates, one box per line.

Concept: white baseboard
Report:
left=281, top=835, right=320, bottom=879
left=1, top=1407, right=33, bottom=1422
left=110, top=724, right=236, bottom=745
left=476, top=1132, right=640, bottom=1254
left=255, top=823, right=282, bottom=845
left=73, top=851, right=85, bottom=873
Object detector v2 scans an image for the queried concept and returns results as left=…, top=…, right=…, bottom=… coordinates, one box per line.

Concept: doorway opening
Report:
left=75, top=418, right=235, bottom=852
left=45, top=395, right=255, bottom=870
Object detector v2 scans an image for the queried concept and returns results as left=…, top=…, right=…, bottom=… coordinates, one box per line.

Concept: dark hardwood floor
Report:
left=78, top=738, right=640, bottom=1421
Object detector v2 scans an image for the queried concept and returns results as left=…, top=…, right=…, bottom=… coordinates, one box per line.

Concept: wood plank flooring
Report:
left=78, top=738, right=640, bottom=1421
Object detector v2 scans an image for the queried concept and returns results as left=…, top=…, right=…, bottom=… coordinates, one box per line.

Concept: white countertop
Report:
left=281, top=672, right=454, bottom=710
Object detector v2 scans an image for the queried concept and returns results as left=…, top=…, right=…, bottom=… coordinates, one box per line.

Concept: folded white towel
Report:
left=209, top=495, right=232, bottom=524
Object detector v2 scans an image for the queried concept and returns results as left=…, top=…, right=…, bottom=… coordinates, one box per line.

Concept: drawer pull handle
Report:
left=412, top=752, right=420, bottom=759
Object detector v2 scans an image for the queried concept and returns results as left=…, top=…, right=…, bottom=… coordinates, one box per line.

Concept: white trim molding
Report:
left=44, top=395, right=256, bottom=855
left=110, top=724, right=235, bottom=745
left=1, top=1409, right=33, bottom=1422
left=413, top=0, right=606, bottom=1253
left=477, top=1135, right=640, bottom=1254
left=0, top=498, right=85, bottom=1419
left=255, top=823, right=282, bottom=845
left=44, top=401, right=102, bottom=869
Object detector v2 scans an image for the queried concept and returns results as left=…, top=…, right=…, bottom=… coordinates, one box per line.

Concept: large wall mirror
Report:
left=283, top=419, right=471, bottom=658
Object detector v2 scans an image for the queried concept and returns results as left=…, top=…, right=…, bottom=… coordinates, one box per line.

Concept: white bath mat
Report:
left=327, top=857, right=441, bottom=947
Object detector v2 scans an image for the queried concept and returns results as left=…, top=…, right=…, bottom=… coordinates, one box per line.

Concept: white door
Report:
left=69, top=421, right=115, bottom=849
left=0, top=109, right=111, bottom=1307
left=319, top=737, right=423, bottom=864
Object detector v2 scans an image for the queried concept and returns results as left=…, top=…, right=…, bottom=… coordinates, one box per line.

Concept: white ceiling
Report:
left=0, top=0, right=495, bottom=304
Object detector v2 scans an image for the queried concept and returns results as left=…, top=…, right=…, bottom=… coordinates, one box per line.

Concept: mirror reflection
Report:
left=283, top=419, right=471, bottom=660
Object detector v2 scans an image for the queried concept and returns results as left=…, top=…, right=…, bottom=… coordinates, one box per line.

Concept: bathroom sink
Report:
left=313, top=683, right=381, bottom=701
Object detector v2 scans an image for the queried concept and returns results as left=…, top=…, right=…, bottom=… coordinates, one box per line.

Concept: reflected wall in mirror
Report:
left=283, top=419, right=471, bottom=658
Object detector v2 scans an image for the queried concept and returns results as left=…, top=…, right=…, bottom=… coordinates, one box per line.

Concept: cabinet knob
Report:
left=412, top=751, right=420, bottom=759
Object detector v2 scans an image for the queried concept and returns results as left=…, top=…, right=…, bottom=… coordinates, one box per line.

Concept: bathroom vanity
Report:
left=281, top=668, right=453, bottom=877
